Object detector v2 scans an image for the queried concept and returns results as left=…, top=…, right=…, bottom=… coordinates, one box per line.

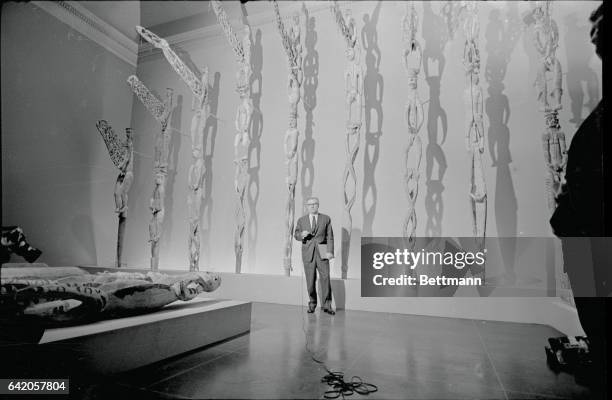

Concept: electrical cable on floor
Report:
left=299, top=266, right=378, bottom=398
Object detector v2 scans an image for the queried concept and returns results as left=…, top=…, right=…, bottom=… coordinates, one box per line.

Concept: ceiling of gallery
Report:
left=77, top=1, right=141, bottom=42
left=77, top=1, right=273, bottom=45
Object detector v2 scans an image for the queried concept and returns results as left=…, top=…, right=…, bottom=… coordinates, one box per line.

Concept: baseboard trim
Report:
left=75, top=266, right=583, bottom=335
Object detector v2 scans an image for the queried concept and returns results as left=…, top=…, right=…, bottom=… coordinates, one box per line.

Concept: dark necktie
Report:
left=311, top=215, right=317, bottom=233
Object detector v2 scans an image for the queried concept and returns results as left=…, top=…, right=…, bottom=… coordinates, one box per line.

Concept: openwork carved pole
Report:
left=528, top=1, right=570, bottom=300
left=135, top=26, right=210, bottom=272
left=273, top=0, right=304, bottom=276
left=401, top=3, right=424, bottom=248
left=461, top=2, right=487, bottom=250
left=211, top=0, right=253, bottom=274
left=95, top=120, right=134, bottom=268
left=330, top=0, right=363, bottom=279
left=529, top=1, right=567, bottom=213
left=127, top=75, right=173, bottom=271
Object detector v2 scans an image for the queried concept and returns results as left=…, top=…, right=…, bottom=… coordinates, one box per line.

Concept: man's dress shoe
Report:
left=307, top=306, right=315, bottom=313
left=323, top=308, right=336, bottom=315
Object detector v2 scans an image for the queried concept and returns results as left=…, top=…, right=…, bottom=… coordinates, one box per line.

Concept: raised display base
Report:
left=3, top=297, right=251, bottom=376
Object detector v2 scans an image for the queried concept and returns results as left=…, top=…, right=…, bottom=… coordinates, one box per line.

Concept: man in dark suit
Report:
left=294, top=197, right=335, bottom=315
left=550, top=4, right=608, bottom=398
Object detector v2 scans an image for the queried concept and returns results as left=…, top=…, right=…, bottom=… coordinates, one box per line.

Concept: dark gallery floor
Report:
left=60, top=302, right=591, bottom=399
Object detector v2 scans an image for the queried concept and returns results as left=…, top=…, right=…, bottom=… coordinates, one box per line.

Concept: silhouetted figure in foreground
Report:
left=550, top=4, right=608, bottom=399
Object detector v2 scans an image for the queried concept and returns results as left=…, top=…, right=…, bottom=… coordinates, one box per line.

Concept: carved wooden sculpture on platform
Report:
left=127, top=75, right=173, bottom=271
left=529, top=1, right=567, bottom=212
left=95, top=120, right=134, bottom=268
left=211, top=0, right=253, bottom=273
left=330, top=0, right=363, bottom=279
left=1, top=267, right=221, bottom=326
left=401, top=3, right=424, bottom=248
left=462, top=3, right=487, bottom=249
left=273, top=0, right=304, bottom=276
left=135, top=26, right=210, bottom=272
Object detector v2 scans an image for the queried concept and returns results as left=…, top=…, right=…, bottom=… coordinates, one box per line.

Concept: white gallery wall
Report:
left=1, top=2, right=137, bottom=266
left=2, top=1, right=601, bottom=283
left=123, top=1, right=602, bottom=280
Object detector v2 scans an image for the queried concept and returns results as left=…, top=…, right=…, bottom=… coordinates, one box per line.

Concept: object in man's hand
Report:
left=318, top=244, right=330, bottom=260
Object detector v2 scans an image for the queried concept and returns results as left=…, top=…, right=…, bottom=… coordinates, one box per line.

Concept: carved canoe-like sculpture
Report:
left=0, top=267, right=221, bottom=326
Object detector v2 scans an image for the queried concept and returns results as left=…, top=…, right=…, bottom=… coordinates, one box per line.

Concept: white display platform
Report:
left=37, top=297, right=251, bottom=374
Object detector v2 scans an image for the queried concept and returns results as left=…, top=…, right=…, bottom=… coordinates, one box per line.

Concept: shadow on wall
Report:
left=301, top=7, right=319, bottom=213
left=361, top=1, right=383, bottom=237
left=422, top=2, right=448, bottom=238
left=174, top=46, right=203, bottom=89
left=201, top=72, right=221, bottom=269
left=564, top=13, right=599, bottom=128
left=71, top=215, right=97, bottom=266
left=484, top=5, right=521, bottom=287
left=521, top=6, right=540, bottom=105
left=247, top=28, right=263, bottom=270
left=331, top=278, right=346, bottom=310
left=162, top=94, right=183, bottom=254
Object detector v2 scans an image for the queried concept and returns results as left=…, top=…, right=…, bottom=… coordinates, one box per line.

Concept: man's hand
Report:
left=301, top=230, right=311, bottom=239
left=326, top=252, right=334, bottom=259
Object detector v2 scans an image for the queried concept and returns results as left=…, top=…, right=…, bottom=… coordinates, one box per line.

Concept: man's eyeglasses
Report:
left=306, top=203, right=319, bottom=206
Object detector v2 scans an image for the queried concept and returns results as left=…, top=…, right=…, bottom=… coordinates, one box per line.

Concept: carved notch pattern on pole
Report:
left=273, top=0, right=304, bottom=276
left=530, top=1, right=567, bottom=213
left=401, top=2, right=424, bottom=248
left=330, top=0, right=363, bottom=279
left=211, top=0, right=253, bottom=273
left=528, top=1, right=571, bottom=303
left=461, top=2, right=487, bottom=251
left=135, top=26, right=210, bottom=272
left=96, top=120, right=134, bottom=268
left=127, top=75, right=173, bottom=271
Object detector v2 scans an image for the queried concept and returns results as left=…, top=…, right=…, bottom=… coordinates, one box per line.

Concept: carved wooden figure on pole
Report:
left=211, top=0, right=253, bottom=274
left=444, top=1, right=488, bottom=249
left=135, top=26, right=210, bottom=272
left=462, top=3, right=487, bottom=249
left=127, top=75, right=173, bottom=271
left=528, top=1, right=570, bottom=302
left=401, top=3, right=424, bottom=248
left=273, top=0, right=304, bottom=276
left=530, top=1, right=567, bottom=212
left=95, top=120, right=134, bottom=268
left=331, top=1, right=363, bottom=279
left=186, top=67, right=209, bottom=272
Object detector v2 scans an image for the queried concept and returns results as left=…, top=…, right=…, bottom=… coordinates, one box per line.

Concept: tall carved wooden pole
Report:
left=127, top=75, right=173, bottom=271
left=95, top=121, right=134, bottom=268
left=330, top=1, right=363, bottom=279
left=443, top=1, right=487, bottom=254
left=462, top=3, right=487, bottom=251
left=272, top=1, right=304, bottom=276
left=529, top=1, right=567, bottom=213
left=135, top=26, right=210, bottom=272
left=211, top=0, right=253, bottom=274
left=527, top=1, right=570, bottom=300
left=401, top=3, right=424, bottom=248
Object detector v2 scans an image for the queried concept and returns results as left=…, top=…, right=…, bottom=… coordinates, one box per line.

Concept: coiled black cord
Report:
left=299, top=269, right=378, bottom=398
left=320, top=369, right=378, bottom=399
